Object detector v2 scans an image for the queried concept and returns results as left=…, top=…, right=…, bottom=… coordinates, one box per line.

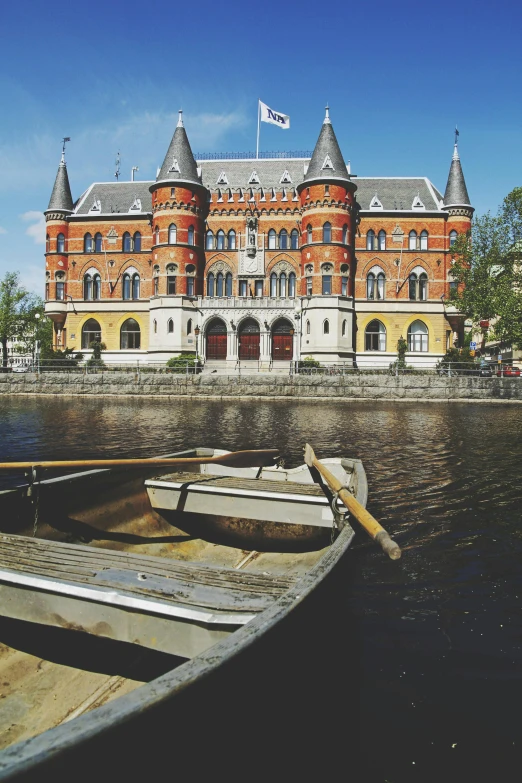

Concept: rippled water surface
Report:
left=1, top=396, right=522, bottom=781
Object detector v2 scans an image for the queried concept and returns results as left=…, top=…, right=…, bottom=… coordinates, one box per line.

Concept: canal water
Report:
left=1, top=396, right=522, bottom=781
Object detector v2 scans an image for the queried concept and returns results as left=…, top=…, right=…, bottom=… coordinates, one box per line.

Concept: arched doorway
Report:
left=206, top=318, right=227, bottom=359
left=238, top=318, right=260, bottom=360
left=271, top=319, right=294, bottom=360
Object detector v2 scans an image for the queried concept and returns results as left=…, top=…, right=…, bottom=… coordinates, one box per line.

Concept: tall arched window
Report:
left=419, top=272, right=428, bottom=300
left=123, top=232, right=132, bottom=252
left=122, top=273, right=131, bottom=300
left=206, top=230, right=214, bottom=250
left=409, top=230, right=417, bottom=250
left=420, top=230, right=428, bottom=250
left=84, top=274, right=93, bottom=301
left=306, top=320, right=310, bottom=335
left=342, top=224, right=348, bottom=244
left=82, top=319, right=101, bottom=349
left=95, top=232, right=103, bottom=252
left=120, top=318, right=141, bottom=349
left=225, top=272, right=232, bottom=296
left=366, top=229, right=375, bottom=250
left=408, top=320, right=428, bottom=352
left=187, top=319, right=193, bottom=335
left=217, top=230, right=225, bottom=250
left=167, top=319, right=174, bottom=334
left=291, top=229, right=299, bottom=249
left=207, top=272, right=215, bottom=297
left=270, top=272, right=277, bottom=297
left=46, top=234, right=50, bottom=252
left=279, top=229, right=288, bottom=249
left=279, top=272, right=287, bottom=298
left=132, top=274, right=140, bottom=300
left=323, top=222, right=331, bottom=243
left=153, top=319, right=157, bottom=334
left=187, top=225, right=195, bottom=245
left=307, top=224, right=312, bottom=244
left=365, top=320, right=386, bottom=351
left=342, top=320, right=347, bottom=337
left=323, top=320, right=330, bottom=335
left=154, top=225, right=160, bottom=245
left=409, top=273, right=417, bottom=300
left=228, top=229, right=236, bottom=249
left=367, top=269, right=385, bottom=300
left=449, top=230, right=458, bottom=247
left=378, top=230, right=386, bottom=250
left=288, top=272, right=296, bottom=298
left=168, top=224, right=177, bottom=244
left=268, top=229, right=276, bottom=249
left=57, top=233, right=65, bottom=253
left=216, top=272, right=224, bottom=297
left=93, top=273, right=101, bottom=300
left=409, top=270, right=428, bottom=301
left=134, top=232, right=141, bottom=252
left=83, top=233, right=93, bottom=253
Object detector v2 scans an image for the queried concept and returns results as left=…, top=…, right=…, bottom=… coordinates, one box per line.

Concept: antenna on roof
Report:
left=115, top=152, right=121, bottom=181
left=61, top=137, right=71, bottom=163
left=131, top=166, right=139, bottom=182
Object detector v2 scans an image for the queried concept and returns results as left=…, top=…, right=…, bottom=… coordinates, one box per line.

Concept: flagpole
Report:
left=256, top=100, right=261, bottom=160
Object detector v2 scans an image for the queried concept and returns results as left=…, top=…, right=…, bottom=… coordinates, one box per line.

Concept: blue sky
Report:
left=0, top=0, right=520, bottom=294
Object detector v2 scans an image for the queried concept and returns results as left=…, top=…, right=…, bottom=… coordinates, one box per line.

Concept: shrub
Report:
left=166, top=353, right=201, bottom=374
left=297, top=356, right=323, bottom=375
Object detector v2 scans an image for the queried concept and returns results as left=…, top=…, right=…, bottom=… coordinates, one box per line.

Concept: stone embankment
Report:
left=1, top=372, right=522, bottom=401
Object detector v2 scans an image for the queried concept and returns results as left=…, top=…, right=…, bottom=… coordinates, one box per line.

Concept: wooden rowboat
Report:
left=0, top=446, right=387, bottom=780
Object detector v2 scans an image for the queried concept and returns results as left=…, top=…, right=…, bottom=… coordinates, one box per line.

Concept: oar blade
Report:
left=214, top=449, right=280, bottom=469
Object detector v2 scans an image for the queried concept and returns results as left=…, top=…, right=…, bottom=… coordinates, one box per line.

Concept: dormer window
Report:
left=248, top=170, right=260, bottom=185
left=89, top=199, right=101, bottom=214
left=412, top=194, right=425, bottom=210
left=369, top=194, right=383, bottom=210
left=129, top=197, right=141, bottom=212
left=321, top=154, right=334, bottom=171
left=168, top=158, right=181, bottom=174
left=280, top=170, right=292, bottom=184
left=216, top=171, right=228, bottom=185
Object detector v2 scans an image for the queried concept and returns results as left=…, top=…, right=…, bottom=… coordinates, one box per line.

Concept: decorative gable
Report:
left=321, top=154, right=334, bottom=171
left=129, top=197, right=142, bottom=212
left=280, top=169, right=292, bottom=184
left=248, top=170, right=260, bottom=185
left=216, top=171, right=228, bottom=185
left=89, top=198, right=101, bottom=214
left=412, top=193, right=425, bottom=210
left=369, top=194, right=383, bottom=210
left=168, top=158, right=181, bottom=174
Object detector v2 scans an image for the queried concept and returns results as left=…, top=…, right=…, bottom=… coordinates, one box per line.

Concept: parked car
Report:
left=11, top=364, right=35, bottom=373
left=496, top=364, right=521, bottom=377
left=470, top=360, right=493, bottom=377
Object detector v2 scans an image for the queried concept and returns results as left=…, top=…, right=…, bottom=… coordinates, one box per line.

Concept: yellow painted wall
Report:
left=356, top=312, right=452, bottom=354
left=65, top=312, right=149, bottom=351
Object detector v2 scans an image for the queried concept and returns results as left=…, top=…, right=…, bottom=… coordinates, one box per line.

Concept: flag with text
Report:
left=260, top=100, right=290, bottom=129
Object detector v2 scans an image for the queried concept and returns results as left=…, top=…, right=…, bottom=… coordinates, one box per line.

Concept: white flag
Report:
left=259, top=100, right=290, bottom=129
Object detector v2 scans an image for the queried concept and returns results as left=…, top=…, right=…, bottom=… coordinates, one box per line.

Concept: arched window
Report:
left=279, top=272, right=287, bottom=298
left=409, top=270, right=428, bottom=300
left=378, top=230, right=386, bottom=251
left=420, top=230, right=428, bottom=250
left=207, top=272, right=215, bottom=297
left=449, top=230, right=458, bottom=247
left=81, top=318, right=101, bottom=350
left=57, top=233, right=65, bottom=253
left=279, top=229, right=288, bottom=249
left=167, top=318, right=174, bottom=334
left=342, top=224, right=348, bottom=244
left=132, top=274, right=140, bottom=300
left=225, top=272, right=232, bottom=296
left=365, top=320, right=386, bottom=351
left=368, top=269, right=385, bottom=300
left=376, top=272, right=385, bottom=300
left=83, top=233, right=93, bottom=253
left=216, top=272, right=224, bottom=297
left=206, top=230, right=214, bottom=250
left=366, top=229, right=375, bottom=250
left=188, top=319, right=193, bottom=335
left=120, top=318, right=141, bottom=349
left=95, top=232, right=103, bottom=252
left=322, top=274, right=332, bottom=295
left=342, top=320, right=347, bottom=337
left=123, top=232, right=132, bottom=252
left=187, top=225, right=194, bottom=245
left=409, top=230, right=417, bottom=250
left=228, top=229, right=236, bottom=250
left=367, top=272, right=375, bottom=300
left=323, top=222, right=331, bottom=243
left=83, top=274, right=93, bottom=301
left=291, top=229, right=299, bottom=249
left=153, top=319, right=157, bottom=334
left=217, top=230, right=225, bottom=250
left=268, top=229, right=276, bottom=249
left=134, top=232, right=141, bottom=252
left=409, top=272, right=417, bottom=300
left=419, top=272, right=428, bottom=300
left=288, top=272, right=296, bottom=298
left=122, top=273, right=131, bottom=300
left=306, top=320, right=310, bottom=335
left=408, top=320, right=428, bottom=352
left=46, top=234, right=50, bottom=252
left=270, top=272, right=277, bottom=297
left=168, top=224, right=177, bottom=244
left=307, top=224, right=312, bottom=244
left=154, top=225, right=160, bottom=245
left=93, top=273, right=101, bottom=300
left=323, top=320, right=330, bottom=335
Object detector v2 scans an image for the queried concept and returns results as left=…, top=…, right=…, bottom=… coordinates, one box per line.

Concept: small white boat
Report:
left=0, top=446, right=378, bottom=779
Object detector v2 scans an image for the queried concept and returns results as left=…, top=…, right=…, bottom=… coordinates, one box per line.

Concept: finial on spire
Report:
left=61, top=136, right=71, bottom=164
left=453, top=126, right=460, bottom=160
left=324, top=104, right=331, bottom=124
left=177, top=109, right=184, bottom=128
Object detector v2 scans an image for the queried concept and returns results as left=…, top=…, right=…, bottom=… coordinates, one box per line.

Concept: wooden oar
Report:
left=304, top=443, right=401, bottom=560
left=0, top=449, right=281, bottom=473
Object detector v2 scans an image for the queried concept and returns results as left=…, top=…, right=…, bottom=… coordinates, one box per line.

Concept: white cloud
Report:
left=21, top=211, right=46, bottom=245
left=0, top=227, right=6, bottom=235
left=18, top=263, right=44, bottom=296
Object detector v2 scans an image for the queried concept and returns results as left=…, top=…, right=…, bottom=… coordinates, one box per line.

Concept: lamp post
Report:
left=34, top=313, right=41, bottom=374
left=194, top=325, right=200, bottom=369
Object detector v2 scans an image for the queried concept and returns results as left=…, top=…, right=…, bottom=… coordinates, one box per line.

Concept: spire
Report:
left=443, top=135, right=472, bottom=208
left=156, top=111, right=201, bottom=186
left=46, top=148, right=73, bottom=213
left=300, top=107, right=351, bottom=187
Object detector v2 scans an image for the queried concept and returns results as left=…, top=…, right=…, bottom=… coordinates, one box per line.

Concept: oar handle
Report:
left=304, top=443, right=401, bottom=561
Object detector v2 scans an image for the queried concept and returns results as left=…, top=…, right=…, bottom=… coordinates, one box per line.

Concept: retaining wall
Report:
left=1, top=372, right=522, bottom=401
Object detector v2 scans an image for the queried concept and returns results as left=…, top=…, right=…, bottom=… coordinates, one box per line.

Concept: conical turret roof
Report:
left=46, top=153, right=73, bottom=212
left=443, top=143, right=471, bottom=207
left=156, top=110, right=202, bottom=187
left=301, top=107, right=351, bottom=188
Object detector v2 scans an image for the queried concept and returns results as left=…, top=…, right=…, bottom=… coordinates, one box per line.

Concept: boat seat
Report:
left=149, top=472, right=327, bottom=497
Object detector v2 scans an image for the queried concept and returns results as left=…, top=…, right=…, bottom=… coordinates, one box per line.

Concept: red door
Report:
left=239, top=333, right=260, bottom=360
left=207, top=333, right=227, bottom=359
left=272, top=333, right=293, bottom=360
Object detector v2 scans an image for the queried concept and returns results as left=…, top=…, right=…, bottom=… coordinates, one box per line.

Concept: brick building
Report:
left=44, top=109, right=473, bottom=367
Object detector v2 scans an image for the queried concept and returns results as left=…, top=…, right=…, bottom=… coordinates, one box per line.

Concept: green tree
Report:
left=86, top=339, right=106, bottom=368
left=0, top=272, right=40, bottom=369
left=449, top=188, right=522, bottom=348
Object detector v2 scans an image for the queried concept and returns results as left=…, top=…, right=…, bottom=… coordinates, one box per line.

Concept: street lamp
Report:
left=34, top=313, right=41, bottom=374
left=194, top=325, right=200, bottom=364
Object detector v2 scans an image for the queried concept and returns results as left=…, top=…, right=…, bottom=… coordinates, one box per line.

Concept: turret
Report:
left=297, top=107, right=357, bottom=296
left=149, top=111, right=209, bottom=296
left=443, top=139, right=474, bottom=220
left=44, top=145, right=73, bottom=330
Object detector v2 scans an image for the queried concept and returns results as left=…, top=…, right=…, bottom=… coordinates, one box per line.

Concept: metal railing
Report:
left=195, top=151, right=312, bottom=160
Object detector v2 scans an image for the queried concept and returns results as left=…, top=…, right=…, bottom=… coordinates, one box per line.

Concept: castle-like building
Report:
left=44, top=109, right=473, bottom=368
